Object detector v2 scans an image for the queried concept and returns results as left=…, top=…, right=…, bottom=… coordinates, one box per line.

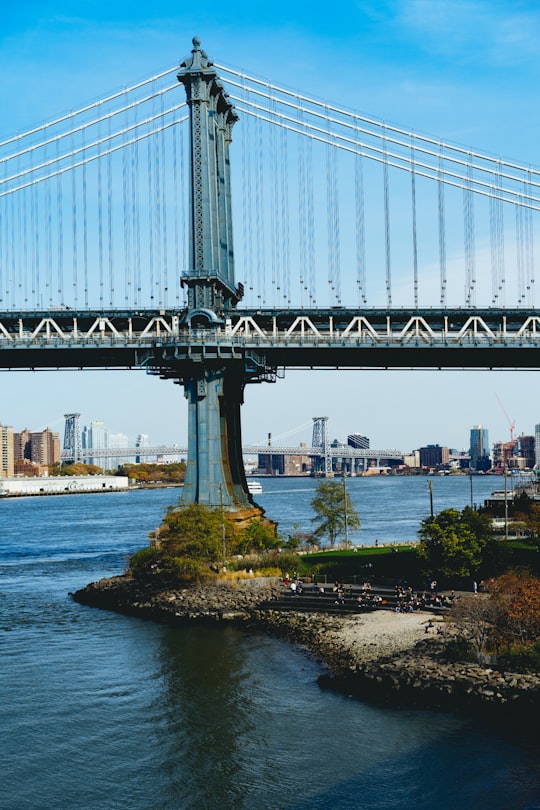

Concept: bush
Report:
left=444, top=636, right=478, bottom=663
left=129, top=547, right=160, bottom=579
left=497, top=639, right=540, bottom=673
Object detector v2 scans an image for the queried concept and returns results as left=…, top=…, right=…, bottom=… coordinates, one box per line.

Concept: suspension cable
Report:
left=233, top=100, right=540, bottom=210
left=217, top=63, right=540, bottom=180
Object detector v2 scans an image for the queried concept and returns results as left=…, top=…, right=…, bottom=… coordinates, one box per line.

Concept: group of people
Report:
left=283, top=573, right=455, bottom=613
left=394, top=583, right=453, bottom=613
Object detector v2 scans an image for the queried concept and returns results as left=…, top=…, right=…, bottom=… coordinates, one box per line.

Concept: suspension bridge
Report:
left=2, top=36, right=540, bottom=510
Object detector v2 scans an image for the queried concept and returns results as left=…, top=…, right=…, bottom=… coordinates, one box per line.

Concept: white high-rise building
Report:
left=83, top=421, right=109, bottom=469
left=109, top=432, right=130, bottom=468
left=135, top=433, right=150, bottom=463
left=535, top=424, right=540, bottom=467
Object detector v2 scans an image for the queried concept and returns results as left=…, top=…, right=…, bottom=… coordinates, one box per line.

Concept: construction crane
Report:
left=496, top=394, right=516, bottom=445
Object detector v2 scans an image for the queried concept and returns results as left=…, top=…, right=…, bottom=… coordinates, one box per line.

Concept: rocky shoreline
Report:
left=72, top=575, right=540, bottom=731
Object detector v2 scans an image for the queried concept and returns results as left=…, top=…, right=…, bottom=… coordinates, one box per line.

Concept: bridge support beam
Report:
left=180, top=365, right=252, bottom=510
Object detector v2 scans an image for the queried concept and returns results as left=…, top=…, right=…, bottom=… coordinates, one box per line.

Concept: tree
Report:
left=311, top=479, right=360, bottom=547
left=157, top=503, right=234, bottom=563
left=233, top=518, right=279, bottom=556
left=143, top=503, right=236, bottom=582
left=418, top=507, right=489, bottom=580
left=491, top=570, right=540, bottom=648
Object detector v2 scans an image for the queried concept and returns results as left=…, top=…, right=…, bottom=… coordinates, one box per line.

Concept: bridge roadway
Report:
left=61, top=444, right=404, bottom=463
left=1, top=307, right=540, bottom=371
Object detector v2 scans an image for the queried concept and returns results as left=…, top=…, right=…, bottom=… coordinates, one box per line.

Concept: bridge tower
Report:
left=63, top=413, right=83, bottom=465
left=312, top=417, right=333, bottom=477
left=169, top=38, right=273, bottom=511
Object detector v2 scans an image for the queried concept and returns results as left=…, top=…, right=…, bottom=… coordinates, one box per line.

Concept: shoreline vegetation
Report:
left=72, top=575, right=540, bottom=738
left=73, top=480, right=540, bottom=742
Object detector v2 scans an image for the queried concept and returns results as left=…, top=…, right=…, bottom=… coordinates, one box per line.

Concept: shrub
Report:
left=129, top=547, right=161, bottom=579
left=497, top=639, right=540, bottom=673
left=444, top=636, right=478, bottom=663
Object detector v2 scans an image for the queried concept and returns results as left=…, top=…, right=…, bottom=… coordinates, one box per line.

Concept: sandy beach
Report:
left=327, top=610, right=442, bottom=663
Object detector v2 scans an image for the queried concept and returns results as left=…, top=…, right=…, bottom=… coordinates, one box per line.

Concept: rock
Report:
left=71, top=574, right=540, bottom=726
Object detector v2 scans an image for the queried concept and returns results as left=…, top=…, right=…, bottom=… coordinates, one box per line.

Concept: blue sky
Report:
left=2, top=1, right=540, bottom=453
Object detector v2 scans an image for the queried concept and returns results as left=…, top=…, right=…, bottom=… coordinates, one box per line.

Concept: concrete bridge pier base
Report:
left=180, top=365, right=260, bottom=518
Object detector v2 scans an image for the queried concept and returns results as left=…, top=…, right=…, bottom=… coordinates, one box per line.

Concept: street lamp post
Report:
left=343, top=471, right=350, bottom=548
left=219, top=483, right=226, bottom=570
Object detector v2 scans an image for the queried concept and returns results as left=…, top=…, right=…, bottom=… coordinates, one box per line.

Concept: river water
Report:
left=2, top=478, right=540, bottom=810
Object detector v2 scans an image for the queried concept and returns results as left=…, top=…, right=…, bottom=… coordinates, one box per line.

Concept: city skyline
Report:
left=2, top=408, right=538, bottom=457
left=2, top=3, right=540, bottom=451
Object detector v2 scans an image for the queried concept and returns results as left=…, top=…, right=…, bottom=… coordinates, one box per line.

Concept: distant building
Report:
left=469, top=425, right=491, bottom=472
left=419, top=445, right=449, bottom=468
left=109, top=432, right=130, bottom=469
left=30, top=428, right=61, bottom=467
left=403, top=451, right=420, bottom=467
left=347, top=433, right=370, bottom=450
left=14, top=459, right=41, bottom=477
left=135, top=433, right=150, bottom=464
left=0, top=424, right=14, bottom=478
left=14, top=428, right=32, bottom=461
left=83, top=421, right=109, bottom=469
left=492, top=440, right=515, bottom=471
left=517, top=434, right=535, bottom=469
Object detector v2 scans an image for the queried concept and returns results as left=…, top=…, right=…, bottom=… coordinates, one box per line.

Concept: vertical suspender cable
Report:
left=10, top=155, right=16, bottom=307
left=516, top=198, right=524, bottom=303
left=153, top=89, right=162, bottom=305
left=172, top=122, right=179, bottom=306
left=82, top=123, right=88, bottom=308
left=525, top=173, right=535, bottom=306
left=463, top=156, right=476, bottom=306
left=280, top=126, right=291, bottom=305
left=147, top=88, right=155, bottom=303
left=122, top=93, right=131, bottom=305
left=497, top=163, right=506, bottom=306
left=269, top=87, right=279, bottom=305
left=31, top=163, right=39, bottom=306
left=171, top=123, right=178, bottom=307
left=22, top=169, right=28, bottom=306
left=107, top=116, right=114, bottom=306
left=45, top=135, right=52, bottom=307
left=0, top=164, right=4, bottom=307
left=179, top=120, right=187, bottom=305
left=133, top=118, right=141, bottom=308
left=306, top=129, right=315, bottom=304
left=242, top=95, right=254, bottom=298
left=161, top=93, right=168, bottom=306
left=297, top=105, right=307, bottom=307
left=0, top=161, right=5, bottom=307
left=56, top=138, right=64, bottom=304
left=410, top=140, right=418, bottom=308
left=71, top=125, right=78, bottom=307
left=489, top=189, right=498, bottom=304
left=383, top=125, right=392, bottom=308
left=97, top=115, right=104, bottom=308
left=326, top=130, right=340, bottom=306
left=355, top=150, right=366, bottom=305
left=437, top=144, right=446, bottom=307
left=255, top=114, right=266, bottom=304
